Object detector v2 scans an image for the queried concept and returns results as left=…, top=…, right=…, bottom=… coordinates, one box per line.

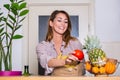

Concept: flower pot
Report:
left=0, top=71, right=22, bottom=76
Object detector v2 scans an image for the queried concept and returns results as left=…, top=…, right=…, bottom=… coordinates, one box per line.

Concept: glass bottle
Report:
left=23, top=65, right=30, bottom=76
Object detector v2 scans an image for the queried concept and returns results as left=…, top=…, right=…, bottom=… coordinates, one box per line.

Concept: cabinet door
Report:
left=28, top=5, right=89, bottom=75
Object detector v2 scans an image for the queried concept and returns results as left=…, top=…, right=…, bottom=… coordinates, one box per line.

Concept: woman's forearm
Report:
left=48, top=58, right=66, bottom=68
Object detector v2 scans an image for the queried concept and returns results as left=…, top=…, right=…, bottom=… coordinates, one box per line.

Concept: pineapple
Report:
left=84, top=35, right=107, bottom=67
left=88, top=48, right=107, bottom=67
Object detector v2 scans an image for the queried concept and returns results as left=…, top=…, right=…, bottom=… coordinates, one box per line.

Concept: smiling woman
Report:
left=36, top=10, right=85, bottom=76
left=38, top=15, right=79, bottom=75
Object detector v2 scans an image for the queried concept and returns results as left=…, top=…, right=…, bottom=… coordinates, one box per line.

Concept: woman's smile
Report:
left=58, top=26, right=65, bottom=30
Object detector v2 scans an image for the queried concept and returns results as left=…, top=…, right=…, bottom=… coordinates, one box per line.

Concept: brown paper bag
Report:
left=51, top=63, right=85, bottom=76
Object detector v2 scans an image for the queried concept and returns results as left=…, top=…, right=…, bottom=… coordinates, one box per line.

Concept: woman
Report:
left=36, top=10, right=85, bottom=76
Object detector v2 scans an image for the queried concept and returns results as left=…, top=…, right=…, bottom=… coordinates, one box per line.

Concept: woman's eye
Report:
left=57, top=20, right=62, bottom=22
left=57, top=19, right=68, bottom=23
left=64, top=21, right=68, bottom=23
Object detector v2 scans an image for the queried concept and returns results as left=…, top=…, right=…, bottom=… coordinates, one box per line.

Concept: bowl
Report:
left=85, top=58, right=120, bottom=76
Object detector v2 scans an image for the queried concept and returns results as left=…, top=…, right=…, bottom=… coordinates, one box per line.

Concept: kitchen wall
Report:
left=95, top=0, right=120, bottom=42
left=95, top=0, right=120, bottom=76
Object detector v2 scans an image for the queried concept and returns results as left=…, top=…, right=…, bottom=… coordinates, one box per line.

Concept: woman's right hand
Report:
left=65, top=53, right=79, bottom=65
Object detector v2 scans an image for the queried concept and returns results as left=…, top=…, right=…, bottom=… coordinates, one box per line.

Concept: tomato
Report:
left=72, top=49, right=84, bottom=60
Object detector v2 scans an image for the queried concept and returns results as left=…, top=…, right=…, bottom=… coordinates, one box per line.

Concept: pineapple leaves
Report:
left=84, top=35, right=102, bottom=52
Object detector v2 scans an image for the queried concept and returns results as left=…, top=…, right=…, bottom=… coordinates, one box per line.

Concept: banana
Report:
left=57, top=53, right=78, bottom=71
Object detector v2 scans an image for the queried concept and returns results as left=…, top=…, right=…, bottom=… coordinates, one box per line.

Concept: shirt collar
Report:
left=50, top=39, right=65, bottom=47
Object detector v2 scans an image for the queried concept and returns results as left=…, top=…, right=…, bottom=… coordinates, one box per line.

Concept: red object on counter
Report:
left=0, top=71, right=22, bottom=76
left=72, top=49, right=84, bottom=60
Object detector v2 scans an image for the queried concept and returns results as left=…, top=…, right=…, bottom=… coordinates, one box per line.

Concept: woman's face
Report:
left=50, top=13, right=68, bottom=35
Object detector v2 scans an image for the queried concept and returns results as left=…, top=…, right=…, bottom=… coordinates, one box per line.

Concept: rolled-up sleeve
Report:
left=36, top=41, right=53, bottom=75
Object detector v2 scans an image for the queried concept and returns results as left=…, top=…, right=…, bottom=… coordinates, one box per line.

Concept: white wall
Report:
left=95, top=0, right=120, bottom=76
left=27, top=0, right=90, bottom=4
left=95, top=0, right=120, bottom=42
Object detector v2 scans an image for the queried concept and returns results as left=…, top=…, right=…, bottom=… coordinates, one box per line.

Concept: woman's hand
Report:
left=65, top=53, right=79, bottom=65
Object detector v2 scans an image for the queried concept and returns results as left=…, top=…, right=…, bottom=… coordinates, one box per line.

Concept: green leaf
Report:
left=11, top=9, right=18, bottom=15
left=0, top=12, right=3, bottom=16
left=5, top=32, right=10, bottom=38
left=19, top=2, right=26, bottom=10
left=11, top=3, right=19, bottom=10
left=4, top=4, right=10, bottom=11
left=9, top=20, right=14, bottom=25
left=18, top=0, right=25, bottom=3
left=19, top=17, right=25, bottom=23
left=0, top=32, right=5, bottom=38
left=8, top=14, right=16, bottom=22
left=10, top=0, right=14, bottom=2
left=6, top=22, right=13, bottom=30
left=0, top=28, right=4, bottom=33
left=19, top=10, right=29, bottom=16
left=12, top=34, right=23, bottom=39
left=3, top=18, right=7, bottom=22
left=0, top=24, right=4, bottom=27
left=11, top=3, right=19, bottom=15
left=15, top=25, right=22, bottom=31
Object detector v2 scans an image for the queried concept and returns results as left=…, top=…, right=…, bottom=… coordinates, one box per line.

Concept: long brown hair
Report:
left=45, top=10, right=76, bottom=47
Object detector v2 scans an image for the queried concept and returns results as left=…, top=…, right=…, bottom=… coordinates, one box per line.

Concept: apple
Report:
left=72, top=49, right=84, bottom=60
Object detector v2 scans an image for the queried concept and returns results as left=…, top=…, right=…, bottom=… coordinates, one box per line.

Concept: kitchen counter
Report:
left=0, top=76, right=120, bottom=80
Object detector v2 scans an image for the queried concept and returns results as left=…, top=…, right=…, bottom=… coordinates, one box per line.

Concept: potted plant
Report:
left=0, top=0, right=29, bottom=76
